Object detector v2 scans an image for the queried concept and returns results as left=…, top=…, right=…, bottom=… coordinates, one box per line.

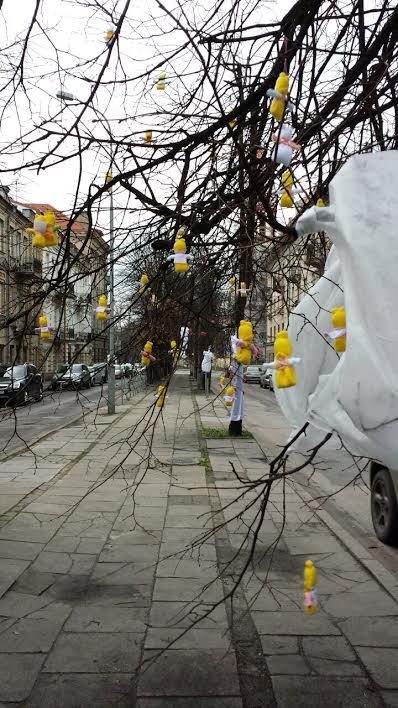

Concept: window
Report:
left=0, top=219, right=4, bottom=253
left=0, top=280, right=5, bottom=314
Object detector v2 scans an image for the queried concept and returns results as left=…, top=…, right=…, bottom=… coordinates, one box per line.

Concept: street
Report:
left=0, top=377, right=144, bottom=456
left=243, top=381, right=398, bottom=573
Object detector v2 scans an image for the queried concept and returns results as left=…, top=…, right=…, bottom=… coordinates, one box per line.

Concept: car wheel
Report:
left=36, top=385, right=43, bottom=402
left=371, top=468, right=398, bottom=546
left=23, top=390, right=29, bottom=406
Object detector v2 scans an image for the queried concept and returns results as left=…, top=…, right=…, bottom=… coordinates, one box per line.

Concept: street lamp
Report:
left=57, top=89, right=116, bottom=414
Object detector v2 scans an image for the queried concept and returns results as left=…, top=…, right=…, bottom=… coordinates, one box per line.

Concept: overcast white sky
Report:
left=0, top=0, right=292, bottom=227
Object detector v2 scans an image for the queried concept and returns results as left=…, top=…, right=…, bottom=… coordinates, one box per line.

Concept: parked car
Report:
left=90, top=363, right=107, bottom=385
left=243, top=365, right=262, bottom=384
left=260, top=368, right=274, bottom=391
left=114, top=364, right=122, bottom=380
left=51, top=363, right=91, bottom=390
left=370, top=462, right=398, bottom=545
left=0, top=364, right=43, bottom=406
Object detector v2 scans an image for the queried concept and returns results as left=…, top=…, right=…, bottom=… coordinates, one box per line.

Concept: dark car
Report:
left=370, top=462, right=398, bottom=546
left=243, top=365, right=262, bottom=384
left=0, top=364, right=43, bottom=406
left=51, top=363, right=91, bottom=390
left=90, top=362, right=107, bottom=385
left=260, top=368, right=274, bottom=391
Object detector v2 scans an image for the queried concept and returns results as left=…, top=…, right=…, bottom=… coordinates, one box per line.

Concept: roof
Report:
left=21, top=202, right=105, bottom=239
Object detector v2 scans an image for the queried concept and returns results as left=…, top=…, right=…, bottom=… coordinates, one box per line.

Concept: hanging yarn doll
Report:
left=26, top=211, right=59, bottom=248
left=280, top=170, right=294, bottom=208
left=228, top=276, right=236, bottom=294
left=266, top=72, right=293, bottom=122
left=169, top=340, right=178, bottom=364
left=96, top=295, right=108, bottom=321
left=139, top=274, right=150, bottom=294
left=224, top=385, right=235, bottom=407
left=325, top=307, right=346, bottom=352
left=303, top=560, right=317, bottom=615
left=270, top=331, right=300, bottom=388
left=36, top=314, right=50, bottom=339
left=167, top=235, right=193, bottom=273
left=237, top=282, right=250, bottom=298
left=141, top=341, right=156, bottom=367
left=272, top=125, right=301, bottom=167
left=155, top=385, right=166, bottom=409
left=155, top=72, right=167, bottom=90
left=234, top=321, right=259, bottom=366
left=143, top=129, right=157, bottom=145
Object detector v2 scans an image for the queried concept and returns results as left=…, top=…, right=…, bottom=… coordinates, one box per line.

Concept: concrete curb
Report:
left=0, top=385, right=145, bottom=463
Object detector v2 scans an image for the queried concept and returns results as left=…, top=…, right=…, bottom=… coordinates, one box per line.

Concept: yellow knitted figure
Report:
left=96, top=295, right=108, bottom=321
left=38, top=315, right=50, bottom=339
left=274, top=331, right=297, bottom=388
left=156, top=72, right=166, bottom=90
left=224, top=385, right=235, bottom=407
left=156, top=385, right=166, bottom=408
left=303, top=560, right=317, bottom=615
left=139, top=274, right=149, bottom=293
left=235, top=320, right=253, bottom=366
left=266, top=72, right=291, bottom=122
left=331, top=307, right=346, bottom=352
left=167, top=238, right=192, bottom=273
left=141, top=341, right=154, bottom=367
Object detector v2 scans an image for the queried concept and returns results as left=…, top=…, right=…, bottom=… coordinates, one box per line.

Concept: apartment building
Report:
left=252, top=218, right=329, bottom=362
left=0, top=193, right=42, bottom=366
left=22, top=203, right=109, bottom=373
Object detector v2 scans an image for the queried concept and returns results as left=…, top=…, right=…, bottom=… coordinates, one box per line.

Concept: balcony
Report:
left=305, top=242, right=325, bottom=270
left=52, top=283, right=75, bottom=300
left=14, top=257, right=42, bottom=279
left=289, top=268, right=301, bottom=284
left=272, top=277, right=284, bottom=295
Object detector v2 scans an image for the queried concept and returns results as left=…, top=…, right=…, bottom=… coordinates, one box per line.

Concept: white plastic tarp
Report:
left=275, top=151, right=398, bottom=469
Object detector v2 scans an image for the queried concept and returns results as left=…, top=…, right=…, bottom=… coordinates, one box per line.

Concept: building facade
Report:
left=22, top=203, right=109, bottom=374
left=0, top=194, right=42, bottom=366
left=252, top=218, right=329, bottom=362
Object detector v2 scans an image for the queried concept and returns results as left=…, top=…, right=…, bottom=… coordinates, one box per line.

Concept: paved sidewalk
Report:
left=0, top=372, right=396, bottom=705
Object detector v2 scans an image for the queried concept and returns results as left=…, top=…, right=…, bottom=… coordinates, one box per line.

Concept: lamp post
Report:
left=106, top=169, right=115, bottom=415
left=56, top=90, right=116, bottom=413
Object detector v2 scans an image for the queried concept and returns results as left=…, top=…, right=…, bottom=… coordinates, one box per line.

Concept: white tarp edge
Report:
left=275, top=151, right=398, bottom=469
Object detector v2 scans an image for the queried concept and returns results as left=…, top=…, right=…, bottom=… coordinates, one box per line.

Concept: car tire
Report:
left=371, top=468, right=398, bottom=546
left=36, top=385, right=43, bottom=402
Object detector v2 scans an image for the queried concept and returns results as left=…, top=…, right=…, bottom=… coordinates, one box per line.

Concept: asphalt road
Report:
left=0, top=378, right=141, bottom=455
left=243, top=380, right=398, bottom=572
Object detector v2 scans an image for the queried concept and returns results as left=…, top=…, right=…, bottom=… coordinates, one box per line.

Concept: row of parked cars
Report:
left=0, top=361, right=146, bottom=407
left=243, top=365, right=275, bottom=391
left=51, top=362, right=145, bottom=391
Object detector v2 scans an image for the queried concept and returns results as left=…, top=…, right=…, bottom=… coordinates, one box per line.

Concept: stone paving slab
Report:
left=137, top=649, right=240, bottom=697
left=44, top=632, right=143, bottom=673
left=271, top=676, right=383, bottom=707
left=28, top=673, right=135, bottom=708
left=137, top=700, right=243, bottom=707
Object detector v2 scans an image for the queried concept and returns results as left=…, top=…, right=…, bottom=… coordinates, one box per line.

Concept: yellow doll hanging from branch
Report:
left=167, top=235, right=193, bottom=273
left=141, top=341, right=156, bottom=367
left=96, top=295, right=109, bottom=321
left=155, top=72, right=167, bottom=90
left=26, top=211, right=60, bottom=248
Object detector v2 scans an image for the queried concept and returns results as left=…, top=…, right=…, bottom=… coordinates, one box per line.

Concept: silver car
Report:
left=243, top=365, right=262, bottom=384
